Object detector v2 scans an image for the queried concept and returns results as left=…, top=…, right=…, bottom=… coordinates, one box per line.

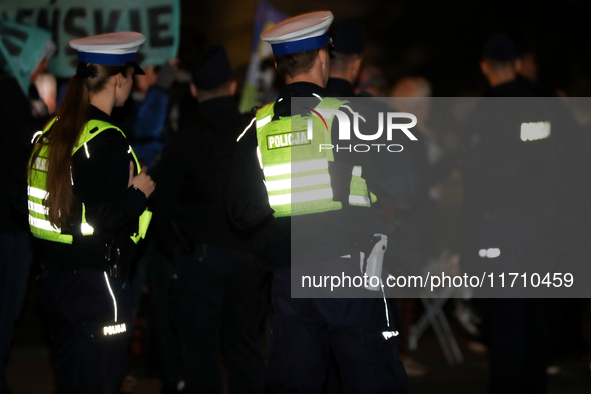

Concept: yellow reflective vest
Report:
left=27, top=117, right=151, bottom=244
left=255, top=97, right=376, bottom=217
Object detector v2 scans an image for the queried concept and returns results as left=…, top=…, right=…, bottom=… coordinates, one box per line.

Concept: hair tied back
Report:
left=76, top=63, right=90, bottom=78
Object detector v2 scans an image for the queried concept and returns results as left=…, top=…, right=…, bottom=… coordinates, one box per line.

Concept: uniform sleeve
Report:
left=227, top=121, right=274, bottom=229
left=363, top=142, right=421, bottom=210
left=72, top=130, right=147, bottom=233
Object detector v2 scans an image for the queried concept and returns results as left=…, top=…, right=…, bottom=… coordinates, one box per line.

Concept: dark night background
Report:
left=179, top=0, right=591, bottom=97
left=4, top=1, right=591, bottom=393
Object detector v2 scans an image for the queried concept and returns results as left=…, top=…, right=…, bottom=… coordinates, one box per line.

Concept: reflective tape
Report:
left=104, top=272, right=118, bottom=322
left=256, top=146, right=263, bottom=169
left=81, top=222, right=94, bottom=235
left=265, top=174, right=331, bottom=191
left=237, top=117, right=256, bottom=142
left=352, top=166, right=362, bottom=177
left=349, top=195, right=371, bottom=206
left=27, top=186, right=48, bottom=200
left=34, top=157, right=48, bottom=171
left=103, top=323, right=127, bottom=336
left=263, top=159, right=328, bottom=177
left=269, top=188, right=333, bottom=205
left=28, top=201, right=48, bottom=215
left=29, top=215, right=60, bottom=232
left=31, top=131, right=43, bottom=144
left=382, top=331, right=399, bottom=340
left=256, top=115, right=272, bottom=129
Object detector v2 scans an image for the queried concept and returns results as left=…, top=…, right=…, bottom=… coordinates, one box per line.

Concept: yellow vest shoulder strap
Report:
left=73, top=120, right=125, bottom=155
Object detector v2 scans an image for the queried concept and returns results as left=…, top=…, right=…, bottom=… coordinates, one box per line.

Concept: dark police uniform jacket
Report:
left=462, top=77, right=586, bottom=274
left=151, top=96, right=261, bottom=257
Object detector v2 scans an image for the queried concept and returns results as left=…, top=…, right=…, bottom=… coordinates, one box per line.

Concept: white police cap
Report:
left=261, top=11, right=334, bottom=56
left=69, top=32, right=146, bottom=74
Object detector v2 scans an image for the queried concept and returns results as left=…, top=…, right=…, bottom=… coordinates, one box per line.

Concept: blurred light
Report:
left=486, top=248, right=501, bottom=258
left=520, top=122, right=551, bottom=142
left=479, top=248, right=501, bottom=258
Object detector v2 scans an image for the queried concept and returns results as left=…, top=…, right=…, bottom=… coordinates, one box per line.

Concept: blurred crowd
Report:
left=1, top=17, right=591, bottom=394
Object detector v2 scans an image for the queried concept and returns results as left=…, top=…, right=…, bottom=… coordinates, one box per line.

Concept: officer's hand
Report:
left=128, top=161, right=156, bottom=198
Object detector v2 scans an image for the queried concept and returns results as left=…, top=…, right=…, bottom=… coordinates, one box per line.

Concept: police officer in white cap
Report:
left=229, top=11, right=417, bottom=393
left=27, top=32, right=155, bottom=393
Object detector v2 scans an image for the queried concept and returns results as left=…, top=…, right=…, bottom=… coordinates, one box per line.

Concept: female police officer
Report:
left=26, top=32, right=154, bottom=393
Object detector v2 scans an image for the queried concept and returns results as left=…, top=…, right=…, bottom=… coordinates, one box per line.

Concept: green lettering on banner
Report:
left=0, top=0, right=180, bottom=78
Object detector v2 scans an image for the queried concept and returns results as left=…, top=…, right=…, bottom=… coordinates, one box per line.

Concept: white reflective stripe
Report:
left=83, top=143, right=90, bottom=158
left=269, top=188, right=333, bottom=205
left=104, top=272, right=118, bottom=323
left=127, top=145, right=132, bottom=153
left=381, top=279, right=390, bottom=326
left=28, top=201, right=48, bottom=215
left=28, top=186, right=48, bottom=200
left=312, top=93, right=323, bottom=101
left=265, top=174, right=331, bottom=191
left=349, top=195, right=371, bottom=205
left=256, top=146, right=263, bottom=169
left=31, top=131, right=43, bottom=144
left=29, top=215, right=60, bottom=232
left=81, top=222, right=94, bottom=235
left=264, top=159, right=328, bottom=177
left=256, top=115, right=272, bottom=129
left=352, top=166, right=362, bottom=177
left=238, top=117, right=256, bottom=142
left=34, top=157, right=48, bottom=171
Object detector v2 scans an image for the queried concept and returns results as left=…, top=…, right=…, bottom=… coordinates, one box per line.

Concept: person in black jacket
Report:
left=462, top=34, right=586, bottom=394
left=26, top=32, right=154, bottom=393
left=229, top=12, right=419, bottom=393
left=151, top=46, right=265, bottom=394
left=325, top=22, right=372, bottom=98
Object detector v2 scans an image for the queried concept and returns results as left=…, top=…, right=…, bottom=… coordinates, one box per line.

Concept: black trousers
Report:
left=267, top=266, right=407, bottom=394
left=172, top=244, right=266, bottom=394
left=145, top=242, right=183, bottom=390
left=41, top=268, right=132, bottom=394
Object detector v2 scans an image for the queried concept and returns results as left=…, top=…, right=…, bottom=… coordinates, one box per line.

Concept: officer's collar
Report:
left=326, top=77, right=355, bottom=97
left=277, top=81, right=328, bottom=99
left=197, top=96, right=240, bottom=119
left=88, top=104, right=121, bottom=128
left=274, top=82, right=329, bottom=117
